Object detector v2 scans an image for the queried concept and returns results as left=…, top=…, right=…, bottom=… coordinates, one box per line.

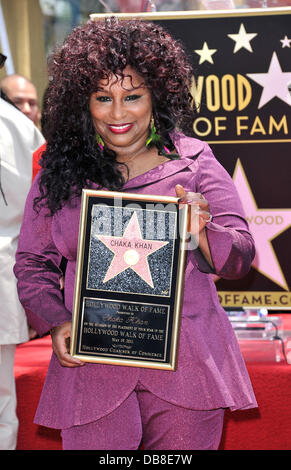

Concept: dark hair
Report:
left=35, top=18, right=196, bottom=214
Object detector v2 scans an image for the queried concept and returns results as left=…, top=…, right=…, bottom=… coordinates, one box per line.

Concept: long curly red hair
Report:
left=36, top=18, right=196, bottom=214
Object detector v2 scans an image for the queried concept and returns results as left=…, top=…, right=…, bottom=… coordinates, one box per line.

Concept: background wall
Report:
left=0, top=0, right=47, bottom=107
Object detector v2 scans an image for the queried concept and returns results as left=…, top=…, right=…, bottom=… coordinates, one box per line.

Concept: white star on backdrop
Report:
left=280, top=35, right=291, bottom=48
left=227, top=23, right=257, bottom=53
left=194, top=41, right=217, bottom=64
left=280, top=36, right=291, bottom=47
left=247, top=51, right=291, bottom=108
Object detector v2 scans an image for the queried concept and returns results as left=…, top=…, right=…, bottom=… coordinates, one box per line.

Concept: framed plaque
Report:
left=70, top=190, right=189, bottom=370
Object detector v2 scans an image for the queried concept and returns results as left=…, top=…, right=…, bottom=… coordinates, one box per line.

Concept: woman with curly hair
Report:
left=14, top=18, right=257, bottom=450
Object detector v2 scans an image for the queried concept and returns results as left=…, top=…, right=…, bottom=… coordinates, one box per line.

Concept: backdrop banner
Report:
left=91, top=8, right=291, bottom=310
left=153, top=8, right=291, bottom=310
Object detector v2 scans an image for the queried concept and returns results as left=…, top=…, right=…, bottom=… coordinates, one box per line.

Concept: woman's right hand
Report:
left=50, top=321, right=85, bottom=367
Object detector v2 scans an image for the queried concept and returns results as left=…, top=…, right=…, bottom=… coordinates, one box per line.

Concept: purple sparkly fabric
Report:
left=14, top=131, right=257, bottom=429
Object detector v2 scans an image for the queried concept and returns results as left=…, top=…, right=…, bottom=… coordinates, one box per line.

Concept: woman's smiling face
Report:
left=89, top=66, right=152, bottom=156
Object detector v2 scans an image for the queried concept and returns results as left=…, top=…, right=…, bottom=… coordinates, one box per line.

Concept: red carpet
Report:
left=14, top=315, right=291, bottom=450
left=15, top=337, right=62, bottom=450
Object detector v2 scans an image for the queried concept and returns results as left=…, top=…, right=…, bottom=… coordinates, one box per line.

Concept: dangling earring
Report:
left=96, top=133, right=104, bottom=150
left=146, top=117, right=160, bottom=147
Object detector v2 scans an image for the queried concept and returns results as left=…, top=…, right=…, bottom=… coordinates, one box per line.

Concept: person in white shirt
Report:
left=0, top=81, right=44, bottom=449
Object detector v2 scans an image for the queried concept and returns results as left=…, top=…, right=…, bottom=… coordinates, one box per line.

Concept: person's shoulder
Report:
left=170, top=130, right=213, bottom=160
left=0, top=97, right=44, bottom=149
left=1, top=97, right=28, bottom=124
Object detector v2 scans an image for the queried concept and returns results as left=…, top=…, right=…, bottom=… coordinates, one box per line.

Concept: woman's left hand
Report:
left=175, top=184, right=212, bottom=236
left=175, top=184, right=214, bottom=268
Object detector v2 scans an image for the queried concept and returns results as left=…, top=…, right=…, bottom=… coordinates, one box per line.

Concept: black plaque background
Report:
left=87, top=202, right=176, bottom=296
left=72, top=193, right=185, bottom=368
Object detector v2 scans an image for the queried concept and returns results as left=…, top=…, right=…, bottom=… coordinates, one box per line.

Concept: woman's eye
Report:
left=96, top=96, right=111, bottom=102
left=125, top=94, right=141, bottom=101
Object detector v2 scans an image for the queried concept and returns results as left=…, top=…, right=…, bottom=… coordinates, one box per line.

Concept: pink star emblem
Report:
left=97, top=212, right=168, bottom=288
left=233, top=160, right=291, bottom=290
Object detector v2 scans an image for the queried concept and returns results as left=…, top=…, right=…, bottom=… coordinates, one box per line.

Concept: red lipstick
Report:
left=107, top=123, right=133, bottom=134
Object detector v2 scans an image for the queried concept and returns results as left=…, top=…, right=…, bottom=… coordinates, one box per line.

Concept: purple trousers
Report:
left=61, top=381, right=225, bottom=450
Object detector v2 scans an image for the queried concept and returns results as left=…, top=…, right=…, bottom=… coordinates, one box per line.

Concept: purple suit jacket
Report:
left=14, top=132, right=257, bottom=429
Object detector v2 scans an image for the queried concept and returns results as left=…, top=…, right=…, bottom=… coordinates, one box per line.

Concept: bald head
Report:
left=0, top=74, right=40, bottom=126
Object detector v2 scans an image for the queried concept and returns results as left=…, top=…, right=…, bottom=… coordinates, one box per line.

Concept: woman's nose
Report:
left=110, top=100, right=127, bottom=121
